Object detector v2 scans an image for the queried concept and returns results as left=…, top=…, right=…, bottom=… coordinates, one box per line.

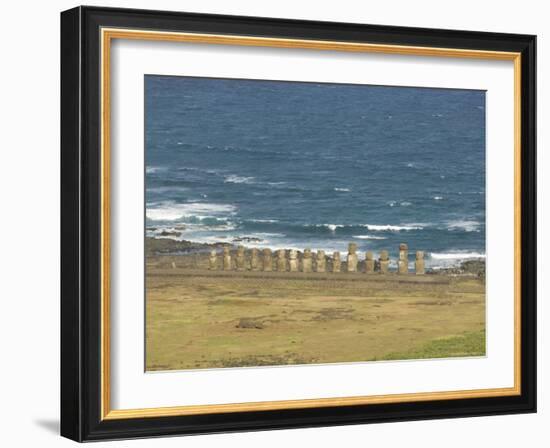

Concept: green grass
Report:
left=379, top=329, right=486, bottom=361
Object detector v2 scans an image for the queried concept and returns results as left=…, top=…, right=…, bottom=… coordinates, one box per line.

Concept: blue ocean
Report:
left=145, top=76, right=485, bottom=268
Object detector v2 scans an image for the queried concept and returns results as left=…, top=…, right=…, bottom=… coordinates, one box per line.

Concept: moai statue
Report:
left=346, top=242, right=358, bottom=272
left=379, top=250, right=390, bottom=274
left=302, top=249, right=313, bottom=273
left=223, top=246, right=232, bottom=271
left=365, top=251, right=375, bottom=274
left=250, top=248, right=260, bottom=271
left=289, top=250, right=299, bottom=272
left=209, top=249, right=218, bottom=270
left=262, top=248, right=273, bottom=271
left=332, top=251, right=341, bottom=273
left=315, top=250, right=326, bottom=273
left=398, top=243, right=409, bottom=275
left=415, top=251, right=425, bottom=275
left=235, top=246, right=246, bottom=271
left=276, top=249, right=287, bottom=271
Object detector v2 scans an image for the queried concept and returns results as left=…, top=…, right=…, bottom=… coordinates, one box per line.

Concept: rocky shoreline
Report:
left=146, top=237, right=486, bottom=277
left=434, top=259, right=486, bottom=279
left=145, top=236, right=229, bottom=256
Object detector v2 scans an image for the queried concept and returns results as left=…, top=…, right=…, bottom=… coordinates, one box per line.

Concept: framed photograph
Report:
left=61, top=6, right=536, bottom=441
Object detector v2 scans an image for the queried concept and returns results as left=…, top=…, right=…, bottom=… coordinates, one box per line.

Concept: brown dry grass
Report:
left=146, top=266, right=485, bottom=371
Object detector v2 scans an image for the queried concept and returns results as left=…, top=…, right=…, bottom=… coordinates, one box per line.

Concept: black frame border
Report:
left=61, top=6, right=536, bottom=442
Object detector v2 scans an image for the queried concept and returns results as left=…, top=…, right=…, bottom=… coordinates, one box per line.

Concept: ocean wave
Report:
left=353, top=235, right=387, bottom=240
left=312, top=224, right=345, bottom=232
left=362, top=224, right=423, bottom=231
left=250, top=232, right=286, bottom=238
left=231, top=232, right=286, bottom=244
left=433, top=196, right=443, bottom=200
left=334, top=187, right=351, bottom=192
left=204, top=144, right=289, bottom=158
left=146, top=166, right=166, bottom=174
left=183, top=215, right=235, bottom=227
left=429, top=251, right=485, bottom=260
left=249, top=219, right=279, bottom=223
left=327, top=224, right=344, bottom=232
left=224, top=175, right=255, bottom=184
left=387, top=201, right=412, bottom=207
left=302, top=223, right=424, bottom=233
left=147, top=186, right=188, bottom=193
left=446, top=220, right=481, bottom=232
left=146, top=201, right=237, bottom=221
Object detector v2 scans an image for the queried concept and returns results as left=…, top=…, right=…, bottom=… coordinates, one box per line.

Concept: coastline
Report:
left=145, top=236, right=486, bottom=277
left=146, top=236, right=486, bottom=370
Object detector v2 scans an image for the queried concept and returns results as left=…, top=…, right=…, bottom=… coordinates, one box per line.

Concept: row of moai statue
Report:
left=209, top=243, right=425, bottom=275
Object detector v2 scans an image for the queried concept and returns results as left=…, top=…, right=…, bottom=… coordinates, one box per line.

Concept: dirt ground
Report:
left=145, top=264, right=486, bottom=371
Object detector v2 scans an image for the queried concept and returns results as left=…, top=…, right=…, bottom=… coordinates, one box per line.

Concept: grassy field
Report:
left=145, top=264, right=485, bottom=371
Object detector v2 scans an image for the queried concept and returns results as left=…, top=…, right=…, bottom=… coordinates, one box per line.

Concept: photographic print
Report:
left=145, top=75, right=486, bottom=371
left=61, top=9, right=536, bottom=439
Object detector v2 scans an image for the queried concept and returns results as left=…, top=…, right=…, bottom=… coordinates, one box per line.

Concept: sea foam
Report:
left=313, top=224, right=345, bottom=232
left=446, top=220, right=481, bottom=232
left=146, top=201, right=236, bottom=221
left=362, top=224, right=423, bottom=231
left=146, top=166, right=166, bottom=174
left=224, top=175, right=255, bottom=184
left=353, top=235, right=387, bottom=240
left=249, top=219, right=279, bottom=223
left=429, top=252, right=486, bottom=260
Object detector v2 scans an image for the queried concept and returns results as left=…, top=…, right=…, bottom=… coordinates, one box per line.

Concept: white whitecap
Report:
left=146, top=166, right=166, bottom=174
left=252, top=232, right=286, bottom=238
left=446, top=220, right=481, bottom=232
left=224, top=175, right=255, bottom=184
left=315, top=224, right=345, bottom=232
left=362, top=224, right=423, bottom=231
left=353, top=235, right=387, bottom=240
left=249, top=219, right=279, bottom=223
left=429, top=252, right=485, bottom=260
left=334, top=187, right=351, bottom=192
left=146, top=201, right=237, bottom=221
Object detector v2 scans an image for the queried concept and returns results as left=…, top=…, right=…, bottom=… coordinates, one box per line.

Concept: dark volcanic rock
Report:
left=433, top=259, right=485, bottom=278
left=145, top=237, right=229, bottom=256
left=236, top=318, right=264, bottom=329
left=461, top=259, right=486, bottom=278
left=159, top=230, right=182, bottom=237
left=232, top=236, right=263, bottom=243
